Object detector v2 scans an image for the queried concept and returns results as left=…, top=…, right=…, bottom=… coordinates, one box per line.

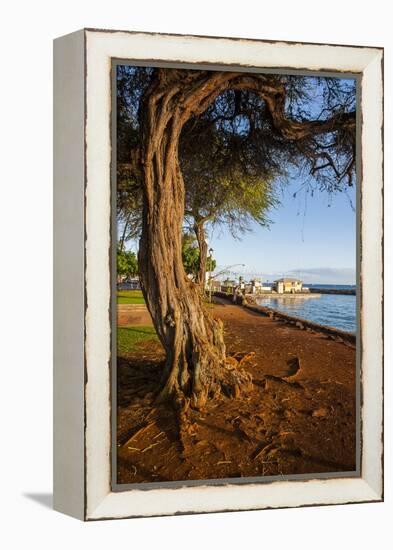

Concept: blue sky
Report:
left=203, top=76, right=357, bottom=285
left=124, top=176, right=356, bottom=285
left=208, top=175, right=356, bottom=285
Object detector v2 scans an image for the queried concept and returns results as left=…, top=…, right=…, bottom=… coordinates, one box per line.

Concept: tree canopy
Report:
left=117, top=246, right=138, bottom=280
left=180, top=118, right=278, bottom=237
left=117, top=66, right=356, bottom=189
left=116, top=66, right=356, bottom=247
left=182, top=233, right=216, bottom=281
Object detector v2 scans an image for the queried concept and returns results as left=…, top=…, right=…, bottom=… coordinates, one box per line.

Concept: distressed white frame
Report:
left=53, top=29, right=383, bottom=521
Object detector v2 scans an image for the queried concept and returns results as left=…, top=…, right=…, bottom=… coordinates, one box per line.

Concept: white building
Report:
left=274, top=278, right=303, bottom=294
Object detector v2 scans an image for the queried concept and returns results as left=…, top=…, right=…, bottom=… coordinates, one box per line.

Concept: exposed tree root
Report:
left=157, top=356, right=254, bottom=406
left=157, top=353, right=255, bottom=455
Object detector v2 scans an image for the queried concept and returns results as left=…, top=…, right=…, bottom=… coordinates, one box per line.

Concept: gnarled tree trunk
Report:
left=137, top=70, right=252, bottom=407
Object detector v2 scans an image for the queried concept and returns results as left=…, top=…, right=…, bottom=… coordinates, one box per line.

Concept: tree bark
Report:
left=137, top=70, right=253, bottom=407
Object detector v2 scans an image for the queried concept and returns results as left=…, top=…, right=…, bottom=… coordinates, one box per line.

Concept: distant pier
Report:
left=309, top=288, right=356, bottom=296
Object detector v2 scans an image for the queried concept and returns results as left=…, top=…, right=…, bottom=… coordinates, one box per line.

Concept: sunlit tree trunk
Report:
left=138, top=71, right=252, bottom=407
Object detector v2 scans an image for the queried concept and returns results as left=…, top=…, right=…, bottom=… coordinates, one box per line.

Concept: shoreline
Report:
left=247, top=292, right=321, bottom=300
left=213, top=291, right=356, bottom=345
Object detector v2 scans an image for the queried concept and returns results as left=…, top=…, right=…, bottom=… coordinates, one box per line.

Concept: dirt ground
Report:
left=116, top=298, right=356, bottom=484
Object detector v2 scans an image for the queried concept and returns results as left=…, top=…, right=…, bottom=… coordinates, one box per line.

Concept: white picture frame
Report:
left=53, top=28, right=383, bottom=521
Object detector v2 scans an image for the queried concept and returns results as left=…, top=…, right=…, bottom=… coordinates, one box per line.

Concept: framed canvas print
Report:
left=53, top=29, right=383, bottom=520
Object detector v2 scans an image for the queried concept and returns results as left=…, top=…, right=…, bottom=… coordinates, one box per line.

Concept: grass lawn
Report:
left=117, top=290, right=146, bottom=304
left=117, top=325, right=158, bottom=356
left=118, top=289, right=217, bottom=308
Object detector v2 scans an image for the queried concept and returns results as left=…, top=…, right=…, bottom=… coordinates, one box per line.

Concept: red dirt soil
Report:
left=116, top=298, right=356, bottom=484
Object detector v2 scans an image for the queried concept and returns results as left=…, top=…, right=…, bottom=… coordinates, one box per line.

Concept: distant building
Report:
left=246, top=279, right=272, bottom=294
left=274, top=278, right=303, bottom=294
left=209, top=279, right=222, bottom=292
left=118, top=277, right=141, bottom=290
left=222, top=279, right=237, bottom=288
left=259, top=285, right=273, bottom=293
left=252, top=279, right=272, bottom=293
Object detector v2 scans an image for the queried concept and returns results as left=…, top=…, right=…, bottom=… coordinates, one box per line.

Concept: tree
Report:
left=180, top=119, right=278, bottom=286
left=117, top=247, right=138, bottom=280
left=121, top=67, right=356, bottom=406
left=182, top=233, right=216, bottom=282
left=116, top=68, right=279, bottom=288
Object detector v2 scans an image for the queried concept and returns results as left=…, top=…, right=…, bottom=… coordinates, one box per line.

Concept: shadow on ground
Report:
left=23, top=493, right=53, bottom=509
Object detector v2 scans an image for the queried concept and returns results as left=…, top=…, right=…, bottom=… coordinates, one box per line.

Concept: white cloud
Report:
left=284, top=267, right=356, bottom=285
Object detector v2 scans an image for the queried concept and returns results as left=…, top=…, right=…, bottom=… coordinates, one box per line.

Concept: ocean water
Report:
left=255, top=286, right=356, bottom=333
